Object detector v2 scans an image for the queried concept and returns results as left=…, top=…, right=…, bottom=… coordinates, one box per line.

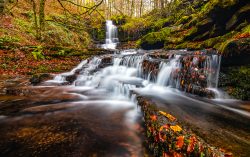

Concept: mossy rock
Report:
left=139, top=27, right=172, bottom=50
left=151, top=18, right=172, bottom=31
left=30, top=73, right=53, bottom=85
left=220, top=38, right=250, bottom=66
left=202, top=31, right=235, bottom=48
left=175, top=16, right=192, bottom=25
left=140, top=32, right=165, bottom=50
left=226, top=4, right=250, bottom=31
left=219, top=66, right=250, bottom=100
left=184, top=18, right=214, bottom=41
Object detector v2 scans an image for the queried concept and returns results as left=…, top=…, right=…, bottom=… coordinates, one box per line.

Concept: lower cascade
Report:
left=48, top=49, right=225, bottom=99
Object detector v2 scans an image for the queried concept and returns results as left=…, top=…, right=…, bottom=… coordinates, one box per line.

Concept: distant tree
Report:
left=0, top=0, right=4, bottom=13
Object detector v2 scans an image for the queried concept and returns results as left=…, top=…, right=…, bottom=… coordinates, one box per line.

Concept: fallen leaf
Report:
left=159, top=111, right=176, bottom=121
left=150, top=115, right=157, bottom=121
left=176, top=136, right=184, bottom=149
left=159, top=124, right=170, bottom=132
left=187, top=136, right=197, bottom=153
left=170, top=125, right=182, bottom=132
left=173, top=152, right=183, bottom=157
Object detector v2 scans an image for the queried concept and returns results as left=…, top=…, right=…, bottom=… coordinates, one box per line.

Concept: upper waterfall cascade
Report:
left=102, top=20, right=119, bottom=50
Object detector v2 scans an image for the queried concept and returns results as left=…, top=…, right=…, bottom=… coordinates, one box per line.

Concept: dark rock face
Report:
left=141, top=40, right=165, bottom=50
left=226, top=4, right=250, bottom=31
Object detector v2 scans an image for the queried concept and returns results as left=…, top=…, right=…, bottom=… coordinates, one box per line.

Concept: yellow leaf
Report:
left=170, top=125, right=182, bottom=132
left=159, top=111, right=176, bottom=121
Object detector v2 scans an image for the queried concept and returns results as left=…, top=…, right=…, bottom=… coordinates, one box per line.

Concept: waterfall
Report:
left=102, top=20, right=119, bottom=50
left=48, top=50, right=225, bottom=99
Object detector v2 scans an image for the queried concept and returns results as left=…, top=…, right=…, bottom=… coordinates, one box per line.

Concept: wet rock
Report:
left=30, top=73, right=53, bottom=85
left=101, top=55, right=113, bottom=65
left=5, top=87, right=31, bottom=96
left=141, top=59, right=160, bottom=81
left=65, top=74, right=77, bottom=83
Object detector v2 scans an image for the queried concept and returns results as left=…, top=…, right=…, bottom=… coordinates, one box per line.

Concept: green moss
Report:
left=121, top=17, right=152, bottom=32
left=221, top=66, right=250, bottom=100
left=139, top=27, right=173, bottom=48
left=184, top=19, right=197, bottom=29
left=201, top=0, right=237, bottom=15
left=14, top=18, right=35, bottom=35
left=241, top=24, right=250, bottom=33
left=152, top=18, right=171, bottom=30
left=175, top=42, right=188, bottom=49
left=202, top=32, right=234, bottom=48
left=226, top=5, right=250, bottom=30
left=0, top=36, right=20, bottom=46
left=175, top=16, right=192, bottom=25
left=217, top=39, right=236, bottom=54
left=184, top=27, right=198, bottom=40
left=111, top=15, right=128, bottom=25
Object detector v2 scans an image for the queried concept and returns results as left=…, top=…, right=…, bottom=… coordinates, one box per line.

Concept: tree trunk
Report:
left=139, top=0, right=143, bottom=17
left=130, top=0, right=134, bottom=17
left=31, top=0, right=40, bottom=39
left=39, top=0, right=46, bottom=37
left=0, top=0, right=5, bottom=13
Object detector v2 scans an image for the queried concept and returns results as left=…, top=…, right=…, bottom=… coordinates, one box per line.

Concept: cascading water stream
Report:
left=102, top=20, right=119, bottom=50
left=39, top=49, right=250, bottom=156
left=47, top=49, right=230, bottom=133
left=49, top=49, right=226, bottom=101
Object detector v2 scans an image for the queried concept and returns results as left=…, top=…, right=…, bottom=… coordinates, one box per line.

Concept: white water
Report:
left=45, top=49, right=250, bottom=129
left=49, top=49, right=227, bottom=101
left=102, top=20, right=119, bottom=49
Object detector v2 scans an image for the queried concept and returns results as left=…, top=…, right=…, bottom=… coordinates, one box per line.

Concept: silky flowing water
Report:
left=102, top=20, right=119, bottom=50
left=0, top=49, right=249, bottom=156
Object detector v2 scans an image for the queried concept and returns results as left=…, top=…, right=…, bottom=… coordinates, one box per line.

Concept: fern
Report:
left=32, top=46, right=45, bottom=60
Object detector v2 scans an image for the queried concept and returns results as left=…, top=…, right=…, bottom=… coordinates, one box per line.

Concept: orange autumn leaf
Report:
left=159, top=124, right=170, bottom=132
left=159, top=111, right=176, bottom=121
left=173, top=152, right=183, bottom=157
left=148, top=126, right=154, bottom=133
left=150, top=115, right=157, bottom=121
left=162, top=151, right=170, bottom=157
left=170, top=125, right=182, bottom=132
left=176, top=136, right=184, bottom=149
left=187, top=136, right=197, bottom=153
left=159, top=133, right=167, bottom=142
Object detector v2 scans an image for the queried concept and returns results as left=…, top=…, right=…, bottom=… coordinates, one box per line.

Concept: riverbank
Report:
left=0, top=46, right=115, bottom=76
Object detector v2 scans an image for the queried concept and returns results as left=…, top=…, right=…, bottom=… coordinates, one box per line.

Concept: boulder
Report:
left=30, top=73, right=53, bottom=85
left=220, top=38, right=250, bottom=66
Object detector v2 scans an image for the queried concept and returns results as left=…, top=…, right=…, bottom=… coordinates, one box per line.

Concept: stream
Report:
left=0, top=49, right=249, bottom=157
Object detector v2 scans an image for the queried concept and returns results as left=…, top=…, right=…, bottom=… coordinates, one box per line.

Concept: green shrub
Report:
left=57, top=49, right=66, bottom=56
left=0, top=36, right=20, bottom=45
left=32, top=46, right=45, bottom=60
